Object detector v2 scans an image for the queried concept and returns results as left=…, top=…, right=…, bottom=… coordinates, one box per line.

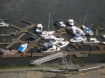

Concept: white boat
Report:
left=41, top=35, right=56, bottom=40
left=55, top=41, right=69, bottom=48
left=102, top=34, right=105, bottom=39
left=101, top=42, right=105, bottom=44
left=0, top=20, right=9, bottom=27
left=36, top=23, right=43, bottom=33
left=67, top=19, right=74, bottom=26
left=67, top=26, right=85, bottom=36
left=70, top=34, right=87, bottom=42
left=40, top=31, right=55, bottom=39
left=83, top=38, right=100, bottom=43
left=50, top=38, right=64, bottom=45
left=82, top=25, right=93, bottom=35
left=41, top=43, right=60, bottom=53
left=17, top=43, right=28, bottom=53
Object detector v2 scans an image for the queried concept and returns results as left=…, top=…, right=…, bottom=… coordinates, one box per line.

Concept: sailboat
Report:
left=82, top=25, right=93, bottom=35
left=81, top=7, right=93, bottom=36
left=40, top=12, right=55, bottom=40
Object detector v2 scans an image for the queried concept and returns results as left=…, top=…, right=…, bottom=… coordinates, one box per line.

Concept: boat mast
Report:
left=82, top=7, right=90, bottom=25
left=48, top=12, right=50, bottom=31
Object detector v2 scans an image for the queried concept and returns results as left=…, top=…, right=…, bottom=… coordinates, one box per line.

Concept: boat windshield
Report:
left=37, top=27, right=41, bottom=30
left=0, top=20, right=3, bottom=24
left=57, top=42, right=63, bottom=46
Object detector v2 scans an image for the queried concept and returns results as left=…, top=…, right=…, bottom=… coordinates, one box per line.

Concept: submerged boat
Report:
left=83, top=38, right=100, bottom=43
left=53, top=21, right=66, bottom=27
left=0, top=20, right=9, bottom=27
left=17, top=43, right=28, bottom=53
left=36, top=23, right=43, bottom=33
left=41, top=43, right=60, bottom=53
left=67, top=26, right=85, bottom=36
left=27, top=34, right=39, bottom=42
left=82, top=25, right=93, bottom=35
left=70, top=34, right=87, bottom=42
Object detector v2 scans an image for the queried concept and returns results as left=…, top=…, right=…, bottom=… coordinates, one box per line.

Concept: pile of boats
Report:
left=1, top=19, right=105, bottom=53
left=17, top=18, right=105, bottom=53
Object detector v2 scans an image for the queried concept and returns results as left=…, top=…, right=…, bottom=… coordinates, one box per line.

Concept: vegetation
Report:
left=72, top=59, right=85, bottom=67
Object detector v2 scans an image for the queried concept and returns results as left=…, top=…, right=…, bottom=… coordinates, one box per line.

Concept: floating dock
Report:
left=1, top=50, right=105, bottom=58
left=0, top=34, right=10, bottom=36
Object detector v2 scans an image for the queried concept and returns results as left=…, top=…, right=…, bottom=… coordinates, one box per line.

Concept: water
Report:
left=0, top=0, right=105, bottom=67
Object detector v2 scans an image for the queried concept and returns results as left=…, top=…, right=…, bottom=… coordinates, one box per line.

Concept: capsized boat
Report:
left=82, top=25, right=93, bottom=35
left=41, top=43, right=60, bottom=53
left=53, top=21, right=66, bottom=27
left=83, top=38, right=100, bottom=43
left=36, top=23, right=43, bottom=33
left=70, top=33, right=87, bottom=42
left=67, top=26, right=85, bottom=36
left=0, top=20, right=9, bottom=27
left=17, top=43, right=28, bottom=53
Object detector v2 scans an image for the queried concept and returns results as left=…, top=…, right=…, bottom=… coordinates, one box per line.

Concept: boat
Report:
left=70, top=34, right=87, bottom=42
left=83, top=38, right=100, bottom=43
left=67, top=26, right=85, bottom=36
left=53, top=21, right=66, bottom=27
left=36, top=23, right=43, bottom=33
left=67, top=19, right=74, bottom=26
left=40, top=12, right=55, bottom=40
left=82, top=25, right=93, bottom=35
left=0, top=20, right=9, bottom=27
left=27, top=34, right=39, bottom=42
left=101, top=42, right=105, bottom=44
left=41, top=43, right=60, bottom=53
left=17, top=43, right=28, bottom=53
left=102, top=34, right=105, bottom=39
left=41, top=35, right=56, bottom=40
left=50, top=38, right=64, bottom=45
left=54, top=41, right=69, bottom=48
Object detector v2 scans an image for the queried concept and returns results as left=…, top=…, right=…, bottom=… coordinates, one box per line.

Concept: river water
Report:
left=0, top=0, right=105, bottom=67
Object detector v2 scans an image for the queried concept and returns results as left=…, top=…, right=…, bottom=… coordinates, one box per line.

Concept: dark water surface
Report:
left=0, top=0, right=105, bottom=67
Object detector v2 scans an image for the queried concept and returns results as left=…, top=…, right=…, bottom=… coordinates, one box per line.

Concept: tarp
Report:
left=17, top=45, right=24, bottom=52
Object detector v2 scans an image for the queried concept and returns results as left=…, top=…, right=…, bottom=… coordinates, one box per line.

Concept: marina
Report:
left=0, top=0, right=105, bottom=68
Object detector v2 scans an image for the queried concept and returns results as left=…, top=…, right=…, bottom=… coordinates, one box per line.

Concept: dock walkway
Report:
left=30, top=52, right=66, bottom=65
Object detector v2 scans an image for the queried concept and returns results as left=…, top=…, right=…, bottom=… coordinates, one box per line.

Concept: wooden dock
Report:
left=10, top=20, right=38, bottom=36
left=6, top=33, right=26, bottom=49
left=0, top=34, right=10, bottom=36
left=23, top=37, right=42, bottom=53
left=1, top=50, right=105, bottom=58
left=91, top=26, right=104, bottom=36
